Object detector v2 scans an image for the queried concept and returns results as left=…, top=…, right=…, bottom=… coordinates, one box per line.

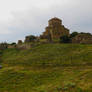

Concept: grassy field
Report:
left=0, top=43, right=92, bottom=92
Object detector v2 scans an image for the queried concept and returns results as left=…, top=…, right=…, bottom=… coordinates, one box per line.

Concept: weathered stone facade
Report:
left=42, top=17, right=69, bottom=40
left=72, top=33, right=92, bottom=44
left=18, top=40, right=22, bottom=45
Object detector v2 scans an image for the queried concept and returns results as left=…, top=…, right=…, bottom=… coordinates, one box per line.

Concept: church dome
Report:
left=49, top=17, right=62, bottom=22
left=48, top=17, right=62, bottom=26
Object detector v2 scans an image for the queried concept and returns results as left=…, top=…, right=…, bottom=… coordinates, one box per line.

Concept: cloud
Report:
left=0, top=0, right=92, bottom=42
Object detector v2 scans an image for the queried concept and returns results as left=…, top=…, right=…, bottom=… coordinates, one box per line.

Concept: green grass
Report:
left=2, top=43, right=92, bottom=67
left=0, top=43, right=92, bottom=92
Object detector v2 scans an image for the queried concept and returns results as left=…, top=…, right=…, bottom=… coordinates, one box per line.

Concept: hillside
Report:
left=0, top=43, right=92, bottom=92
left=1, top=43, right=92, bottom=67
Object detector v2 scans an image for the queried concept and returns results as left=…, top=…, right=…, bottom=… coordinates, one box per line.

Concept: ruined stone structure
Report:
left=0, top=43, right=8, bottom=50
left=72, top=33, right=92, bottom=44
left=18, top=40, right=22, bottom=45
left=41, top=17, right=69, bottom=40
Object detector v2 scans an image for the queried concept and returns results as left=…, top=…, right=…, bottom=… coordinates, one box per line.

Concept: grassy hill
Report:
left=0, top=43, right=92, bottom=92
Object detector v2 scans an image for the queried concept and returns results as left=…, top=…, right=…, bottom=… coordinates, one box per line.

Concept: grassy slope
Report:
left=0, top=43, right=92, bottom=92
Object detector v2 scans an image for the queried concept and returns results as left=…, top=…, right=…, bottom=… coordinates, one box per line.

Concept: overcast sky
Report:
left=0, top=0, right=92, bottom=43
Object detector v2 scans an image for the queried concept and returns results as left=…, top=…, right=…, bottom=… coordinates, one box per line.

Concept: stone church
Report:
left=41, top=17, right=70, bottom=40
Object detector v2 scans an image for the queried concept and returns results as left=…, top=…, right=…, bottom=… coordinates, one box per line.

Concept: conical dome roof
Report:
left=49, top=17, right=61, bottom=22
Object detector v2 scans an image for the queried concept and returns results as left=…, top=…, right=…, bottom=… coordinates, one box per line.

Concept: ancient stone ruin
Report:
left=18, top=40, right=23, bottom=45
left=6, top=17, right=92, bottom=49
left=72, top=33, right=92, bottom=44
left=41, top=17, right=70, bottom=41
left=0, top=43, right=8, bottom=50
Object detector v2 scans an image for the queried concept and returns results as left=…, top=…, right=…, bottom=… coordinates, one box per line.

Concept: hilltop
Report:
left=0, top=17, right=92, bottom=50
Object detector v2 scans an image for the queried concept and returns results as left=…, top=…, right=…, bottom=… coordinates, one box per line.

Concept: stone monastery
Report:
left=41, top=17, right=69, bottom=40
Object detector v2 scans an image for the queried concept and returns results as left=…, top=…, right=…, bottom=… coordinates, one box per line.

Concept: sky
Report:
left=0, top=0, right=92, bottom=43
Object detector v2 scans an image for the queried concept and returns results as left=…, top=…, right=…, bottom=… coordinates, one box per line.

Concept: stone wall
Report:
left=72, top=33, right=92, bottom=44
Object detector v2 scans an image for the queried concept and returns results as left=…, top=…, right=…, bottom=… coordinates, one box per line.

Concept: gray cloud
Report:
left=0, top=0, right=92, bottom=42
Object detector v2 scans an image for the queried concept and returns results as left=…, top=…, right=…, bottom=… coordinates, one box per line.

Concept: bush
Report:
left=25, top=35, right=36, bottom=43
left=11, top=42, right=16, bottom=45
left=29, top=35, right=36, bottom=41
left=60, top=35, right=70, bottom=43
left=70, top=32, right=78, bottom=38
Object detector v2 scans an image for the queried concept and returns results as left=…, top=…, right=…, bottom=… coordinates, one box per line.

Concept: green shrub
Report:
left=70, top=32, right=78, bottom=38
left=60, top=35, right=70, bottom=43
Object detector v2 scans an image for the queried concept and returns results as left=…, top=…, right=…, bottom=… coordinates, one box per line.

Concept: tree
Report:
left=25, top=35, right=36, bottom=43
left=70, top=32, right=78, bottom=38
left=29, top=35, right=36, bottom=41
left=11, top=42, right=16, bottom=45
left=60, top=35, right=70, bottom=43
